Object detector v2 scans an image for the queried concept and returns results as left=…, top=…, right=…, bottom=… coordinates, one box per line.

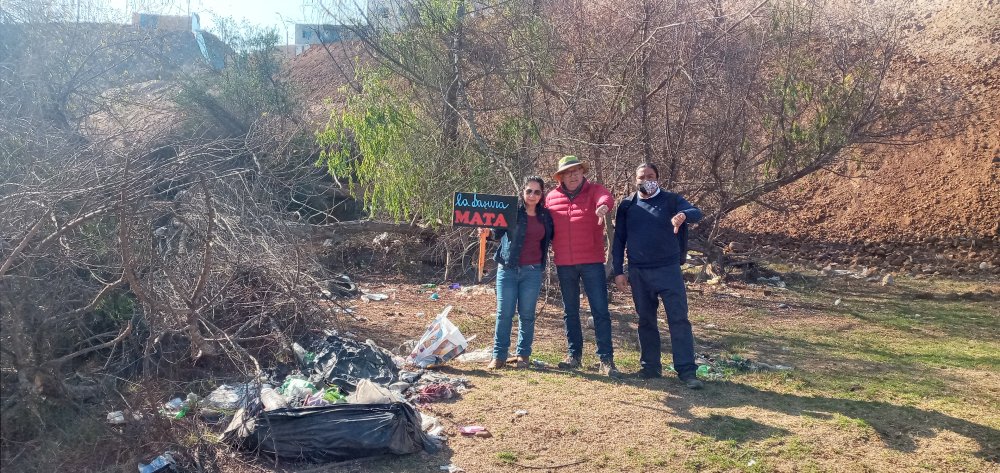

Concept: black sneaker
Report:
left=599, top=360, right=623, bottom=379
left=634, top=369, right=662, bottom=379
left=557, top=355, right=581, bottom=370
left=681, top=377, right=704, bottom=390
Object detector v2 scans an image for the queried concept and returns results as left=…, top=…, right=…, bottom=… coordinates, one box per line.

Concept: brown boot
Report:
left=506, top=356, right=529, bottom=369
left=487, top=358, right=506, bottom=370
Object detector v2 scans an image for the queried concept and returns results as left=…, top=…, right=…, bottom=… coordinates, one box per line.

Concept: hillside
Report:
left=727, top=0, right=1000, bottom=245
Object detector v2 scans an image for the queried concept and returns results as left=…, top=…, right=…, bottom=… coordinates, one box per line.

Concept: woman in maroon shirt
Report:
left=483, top=176, right=554, bottom=369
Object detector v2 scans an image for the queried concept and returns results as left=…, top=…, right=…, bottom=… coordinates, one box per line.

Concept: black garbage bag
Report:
left=223, top=402, right=438, bottom=462
left=306, top=336, right=398, bottom=392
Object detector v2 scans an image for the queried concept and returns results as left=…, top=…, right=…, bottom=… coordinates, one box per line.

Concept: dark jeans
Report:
left=492, top=264, right=544, bottom=360
left=556, top=263, right=614, bottom=361
left=628, top=264, right=696, bottom=379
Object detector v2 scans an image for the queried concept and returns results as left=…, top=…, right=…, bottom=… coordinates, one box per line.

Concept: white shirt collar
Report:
left=638, top=188, right=661, bottom=200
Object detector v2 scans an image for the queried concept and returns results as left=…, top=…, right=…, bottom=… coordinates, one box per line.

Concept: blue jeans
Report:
left=492, top=264, right=544, bottom=360
left=628, top=264, right=696, bottom=379
left=556, top=263, right=614, bottom=361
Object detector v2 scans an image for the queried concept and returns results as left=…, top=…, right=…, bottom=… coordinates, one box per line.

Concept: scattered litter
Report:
left=704, top=324, right=717, bottom=329
left=459, top=285, right=492, bottom=296
left=777, top=303, right=790, bottom=309
left=399, top=370, right=423, bottom=384
left=205, top=384, right=254, bottom=410
left=138, top=452, right=176, bottom=473
left=388, top=382, right=412, bottom=392
left=458, top=425, right=489, bottom=435
left=514, top=410, right=528, bottom=417
left=448, top=283, right=461, bottom=290
left=107, top=411, right=125, bottom=425
left=455, top=348, right=492, bottom=363
left=441, top=465, right=465, bottom=473
left=421, top=283, right=437, bottom=289
left=161, top=393, right=198, bottom=419
left=416, top=312, right=425, bottom=317
left=697, top=352, right=794, bottom=376
left=422, top=414, right=444, bottom=435
left=260, top=386, right=288, bottom=411
left=832, top=269, right=853, bottom=276
left=292, top=342, right=315, bottom=365
left=412, top=383, right=457, bottom=403
left=430, top=292, right=440, bottom=301
left=406, top=306, right=474, bottom=368
left=409, top=372, right=471, bottom=403
left=474, top=430, right=492, bottom=438
left=747, top=459, right=757, bottom=467
left=362, top=293, right=389, bottom=302
left=834, top=298, right=842, bottom=306
left=530, top=359, right=550, bottom=368
left=586, top=316, right=594, bottom=328
left=347, top=379, right=404, bottom=404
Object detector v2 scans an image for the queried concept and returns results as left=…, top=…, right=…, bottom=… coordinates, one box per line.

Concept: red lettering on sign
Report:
left=454, top=210, right=471, bottom=224
left=469, top=213, right=485, bottom=226
left=494, top=213, right=508, bottom=228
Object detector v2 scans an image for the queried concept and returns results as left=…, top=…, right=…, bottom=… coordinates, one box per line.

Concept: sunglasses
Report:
left=523, top=189, right=543, bottom=196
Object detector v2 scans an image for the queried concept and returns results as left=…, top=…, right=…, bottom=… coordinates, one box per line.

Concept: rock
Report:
left=881, top=274, right=895, bottom=286
left=981, top=262, right=992, bottom=270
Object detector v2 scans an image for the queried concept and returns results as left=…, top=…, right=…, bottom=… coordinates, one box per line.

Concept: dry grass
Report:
left=255, top=266, right=999, bottom=473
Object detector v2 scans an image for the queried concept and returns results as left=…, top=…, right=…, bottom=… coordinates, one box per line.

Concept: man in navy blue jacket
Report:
left=612, top=163, right=704, bottom=389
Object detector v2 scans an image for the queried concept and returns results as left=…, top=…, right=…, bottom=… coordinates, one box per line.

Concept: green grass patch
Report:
left=495, top=450, right=518, bottom=464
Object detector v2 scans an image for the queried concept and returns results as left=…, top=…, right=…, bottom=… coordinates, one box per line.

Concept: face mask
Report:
left=638, top=180, right=659, bottom=195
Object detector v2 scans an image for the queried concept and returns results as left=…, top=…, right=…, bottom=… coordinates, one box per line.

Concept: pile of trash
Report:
left=123, top=306, right=478, bottom=467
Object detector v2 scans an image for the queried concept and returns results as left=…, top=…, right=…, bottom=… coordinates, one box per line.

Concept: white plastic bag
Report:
left=346, top=379, right=403, bottom=404
left=406, top=306, right=474, bottom=368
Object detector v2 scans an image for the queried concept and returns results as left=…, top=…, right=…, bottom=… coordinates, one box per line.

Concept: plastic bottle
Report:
left=530, top=359, right=549, bottom=368
left=260, top=386, right=288, bottom=411
left=696, top=365, right=710, bottom=377
left=138, top=452, right=175, bottom=473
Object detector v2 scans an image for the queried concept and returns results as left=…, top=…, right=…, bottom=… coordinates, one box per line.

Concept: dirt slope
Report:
left=729, top=0, right=1000, bottom=243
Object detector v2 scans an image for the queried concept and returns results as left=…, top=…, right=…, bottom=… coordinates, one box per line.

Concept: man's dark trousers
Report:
left=628, top=264, right=696, bottom=378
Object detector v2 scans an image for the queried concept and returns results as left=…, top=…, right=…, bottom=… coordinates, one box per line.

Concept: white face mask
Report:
left=639, top=180, right=659, bottom=195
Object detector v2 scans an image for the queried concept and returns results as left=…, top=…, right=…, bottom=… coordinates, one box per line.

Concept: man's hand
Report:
left=671, top=212, right=686, bottom=234
left=614, top=274, right=629, bottom=293
left=596, top=204, right=609, bottom=225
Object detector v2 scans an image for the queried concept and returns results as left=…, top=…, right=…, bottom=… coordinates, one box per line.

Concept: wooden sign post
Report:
left=453, top=192, right=518, bottom=282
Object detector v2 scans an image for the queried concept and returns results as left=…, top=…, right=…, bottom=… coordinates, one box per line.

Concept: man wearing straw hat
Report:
left=544, top=155, right=621, bottom=378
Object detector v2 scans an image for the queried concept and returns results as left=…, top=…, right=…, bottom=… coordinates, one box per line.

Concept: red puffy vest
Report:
left=544, top=180, right=614, bottom=266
